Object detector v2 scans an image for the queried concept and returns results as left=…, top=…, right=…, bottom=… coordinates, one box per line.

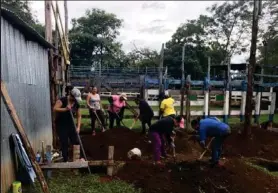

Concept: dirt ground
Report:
left=81, top=126, right=278, bottom=193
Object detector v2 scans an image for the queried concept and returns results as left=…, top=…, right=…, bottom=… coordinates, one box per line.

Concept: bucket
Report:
left=127, top=148, right=141, bottom=160
left=73, top=145, right=80, bottom=161
left=12, top=181, right=22, bottom=193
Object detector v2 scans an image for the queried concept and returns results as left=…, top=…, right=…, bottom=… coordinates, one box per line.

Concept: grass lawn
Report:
left=24, top=172, right=141, bottom=193
left=78, top=99, right=276, bottom=132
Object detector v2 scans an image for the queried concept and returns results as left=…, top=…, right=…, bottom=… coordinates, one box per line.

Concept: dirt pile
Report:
left=81, top=127, right=194, bottom=161
left=116, top=159, right=278, bottom=193
left=224, top=126, right=278, bottom=160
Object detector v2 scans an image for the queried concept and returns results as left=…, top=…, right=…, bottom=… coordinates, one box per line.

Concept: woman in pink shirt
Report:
left=108, top=93, right=127, bottom=129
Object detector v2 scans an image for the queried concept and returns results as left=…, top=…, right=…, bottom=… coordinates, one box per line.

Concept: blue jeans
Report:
left=211, top=136, right=225, bottom=164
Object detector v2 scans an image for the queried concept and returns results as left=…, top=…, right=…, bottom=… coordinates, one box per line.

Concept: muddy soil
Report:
left=224, top=126, right=278, bottom=160
left=81, top=126, right=278, bottom=193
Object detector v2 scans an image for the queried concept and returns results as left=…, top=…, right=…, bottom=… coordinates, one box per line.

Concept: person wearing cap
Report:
left=191, top=117, right=231, bottom=167
left=134, top=95, right=154, bottom=134
left=159, top=93, right=176, bottom=119
left=149, top=115, right=184, bottom=165
left=53, top=88, right=82, bottom=162
left=87, top=86, right=106, bottom=136
left=107, top=93, right=127, bottom=129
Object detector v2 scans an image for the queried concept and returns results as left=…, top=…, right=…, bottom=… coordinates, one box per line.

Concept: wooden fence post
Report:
left=107, top=146, right=114, bottom=176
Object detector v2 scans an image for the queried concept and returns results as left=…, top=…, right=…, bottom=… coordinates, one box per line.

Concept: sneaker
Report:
left=92, top=131, right=96, bottom=136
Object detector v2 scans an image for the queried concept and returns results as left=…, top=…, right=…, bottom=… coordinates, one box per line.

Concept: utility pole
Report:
left=64, top=0, right=69, bottom=85
left=180, top=43, right=186, bottom=116
left=244, top=0, right=261, bottom=136
left=159, top=43, right=164, bottom=95
left=64, top=0, right=68, bottom=40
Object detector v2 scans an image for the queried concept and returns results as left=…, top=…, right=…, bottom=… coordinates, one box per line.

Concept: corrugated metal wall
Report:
left=1, top=17, right=52, bottom=192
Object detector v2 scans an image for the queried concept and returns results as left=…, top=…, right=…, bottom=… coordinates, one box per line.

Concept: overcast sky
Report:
left=30, top=1, right=247, bottom=63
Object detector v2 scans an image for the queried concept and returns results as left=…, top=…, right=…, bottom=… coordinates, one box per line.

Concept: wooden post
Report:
left=73, top=145, right=80, bottom=161
left=159, top=43, right=164, bottom=95
left=207, top=57, right=211, bottom=116
left=269, top=92, right=276, bottom=122
left=180, top=44, right=186, bottom=116
left=185, top=80, right=191, bottom=130
left=240, top=81, right=247, bottom=122
left=45, top=145, right=52, bottom=178
left=244, top=0, right=261, bottom=136
left=1, top=81, right=50, bottom=193
left=254, top=87, right=261, bottom=124
left=107, top=146, right=114, bottom=176
left=45, top=0, right=58, bottom=149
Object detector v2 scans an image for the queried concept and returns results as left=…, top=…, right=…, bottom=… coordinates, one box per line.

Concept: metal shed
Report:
left=1, top=7, right=53, bottom=192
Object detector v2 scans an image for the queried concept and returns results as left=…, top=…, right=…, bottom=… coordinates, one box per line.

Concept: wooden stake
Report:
left=1, top=81, right=50, bottom=193
left=107, top=146, right=114, bottom=176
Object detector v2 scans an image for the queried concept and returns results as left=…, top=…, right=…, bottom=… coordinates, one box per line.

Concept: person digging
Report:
left=149, top=115, right=184, bottom=166
left=159, top=93, right=176, bottom=119
left=107, top=93, right=127, bottom=129
left=86, top=86, right=106, bottom=136
left=134, top=95, right=154, bottom=134
left=191, top=117, right=231, bottom=168
left=53, top=88, right=83, bottom=162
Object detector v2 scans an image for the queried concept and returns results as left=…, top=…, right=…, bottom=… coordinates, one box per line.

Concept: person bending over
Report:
left=191, top=117, right=231, bottom=167
left=149, top=116, right=184, bottom=165
left=108, top=93, right=127, bottom=129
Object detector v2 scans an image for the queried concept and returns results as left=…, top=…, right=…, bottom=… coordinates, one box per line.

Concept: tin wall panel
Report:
left=1, top=17, right=53, bottom=193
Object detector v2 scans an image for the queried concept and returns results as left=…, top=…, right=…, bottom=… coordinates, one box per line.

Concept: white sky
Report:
left=30, top=1, right=247, bottom=63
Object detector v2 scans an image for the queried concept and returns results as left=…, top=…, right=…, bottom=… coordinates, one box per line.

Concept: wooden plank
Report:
left=1, top=81, right=50, bottom=193
left=88, top=160, right=115, bottom=166
left=40, top=161, right=89, bottom=169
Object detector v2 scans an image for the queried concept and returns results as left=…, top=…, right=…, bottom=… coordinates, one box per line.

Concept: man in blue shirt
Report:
left=191, top=117, right=231, bottom=167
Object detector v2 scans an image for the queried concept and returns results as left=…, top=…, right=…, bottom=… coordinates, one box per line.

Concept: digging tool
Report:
left=69, top=111, right=91, bottom=174
left=92, top=110, right=106, bottom=132
left=198, top=137, right=215, bottom=160
left=130, top=114, right=140, bottom=130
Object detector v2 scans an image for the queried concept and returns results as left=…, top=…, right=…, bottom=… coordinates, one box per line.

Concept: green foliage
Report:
left=69, top=8, right=123, bottom=67
left=2, top=0, right=45, bottom=37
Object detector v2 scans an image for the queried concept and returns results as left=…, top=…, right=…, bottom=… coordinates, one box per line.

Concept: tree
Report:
left=164, top=18, right=215, bottom=79
left=69, top=8, right=123, bottom=69
left=205, top=1, right=253, bottom=63
left=2, top=0, right=45, bottom=37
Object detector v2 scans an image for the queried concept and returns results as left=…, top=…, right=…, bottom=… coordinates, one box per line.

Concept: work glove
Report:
left=200, top=141, right=207, bottom=150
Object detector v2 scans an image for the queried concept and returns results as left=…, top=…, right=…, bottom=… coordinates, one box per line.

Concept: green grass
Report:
left=80, top=114, right=277, bottom=133
left=24, top=172, right=141, bottom=193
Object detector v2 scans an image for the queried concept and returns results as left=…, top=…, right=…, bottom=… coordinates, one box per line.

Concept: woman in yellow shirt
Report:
left=160, top=94, right=176, bottom=118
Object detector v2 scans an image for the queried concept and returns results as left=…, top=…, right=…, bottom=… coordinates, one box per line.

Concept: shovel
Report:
left=198, top=137, right=215, bottom=160
left=92, top=110, right=106, bottom=132
left=70, top=111, right=91, bottom=174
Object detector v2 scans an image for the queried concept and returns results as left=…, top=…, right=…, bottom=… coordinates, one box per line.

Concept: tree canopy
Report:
left=3, top=1, right=278, bottom=79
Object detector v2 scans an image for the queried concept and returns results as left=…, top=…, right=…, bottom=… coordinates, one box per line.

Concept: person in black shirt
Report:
left=135, top=95, right=154, bottom=134
left=54, top=88, right=82, bottom=162
left=149, top=116, right=184, bottom=165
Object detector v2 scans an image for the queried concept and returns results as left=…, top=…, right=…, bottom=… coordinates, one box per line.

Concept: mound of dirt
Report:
left=81, top=127, right=194, bottom=161
left=224, top=126, right=278, bottom=160
left=115, top=159, right=278, bottom=193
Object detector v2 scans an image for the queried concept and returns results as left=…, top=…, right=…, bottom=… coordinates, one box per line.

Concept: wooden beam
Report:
left=1, top=81, right=50, bottom=193
left=40, top=161, right=89, bottom=169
